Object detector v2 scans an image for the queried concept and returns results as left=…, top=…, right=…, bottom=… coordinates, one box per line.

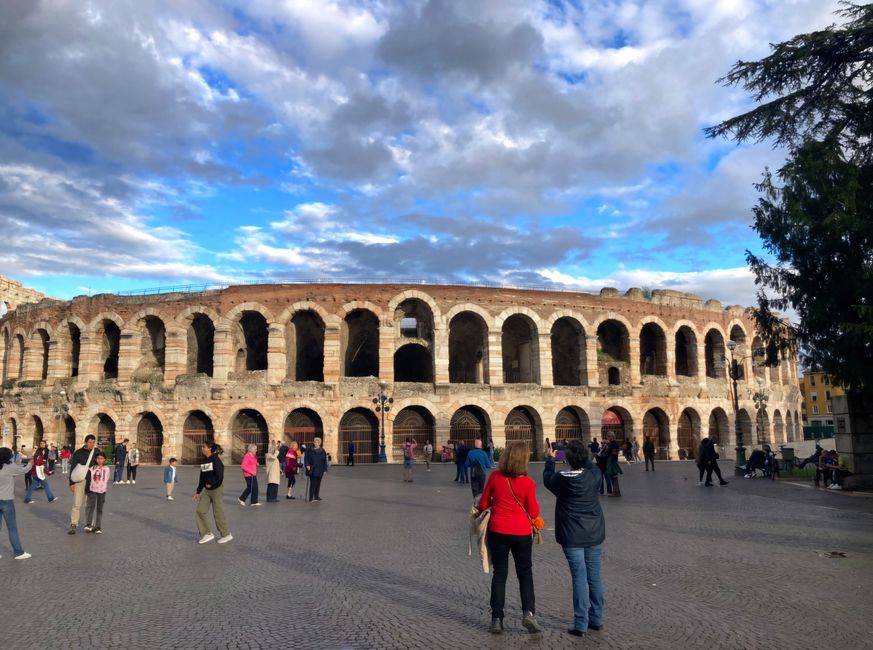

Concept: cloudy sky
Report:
left=0, top=0, right=842, bottom=305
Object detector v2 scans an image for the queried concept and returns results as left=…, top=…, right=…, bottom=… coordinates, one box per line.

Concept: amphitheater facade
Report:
left=0, top=282, right=802, bottom=465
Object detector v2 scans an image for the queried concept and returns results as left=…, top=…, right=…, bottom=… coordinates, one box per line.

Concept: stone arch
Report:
left=136, top=412, right=164, bottom=464
left=501, top=313, right=540, bottom=384
left=274, top=301, right=335, bottom=329
left=638, top=320, right=668, bottom=377
left=342, top=308, right=379, bottom=377
left=448, top=310, right=489, bottom=384
left=283, top=408, right=324, bottom=450
left=229, top=408, right=270, bottom=464
left=495, top=306, right=544, bottom=330
left=5, top=417, right=18, bottom=448
left=643, top=408, right=670, bottom=459
left=704, top=327, right=727, bottom=379
left=674, top=324, right=699, bottom=378
left=595, top=317, right=631, bottom=386
left=91, top=316, right=122, bottom=380
left=181, top=410, right=215, bottom=464
left=388, top=290, right=442, bottom=328
left=10, top=331, right=25, bottom=380
left=133, top=314, right=167, bottom=381
left=600, top=406, right=633, bottom=442
left=505, top=405, right=543, bottom=459
left=444, top=302, right=495, bottom=328
left=677, top=408, right=701, bottom=460
left=287, top=309, right=325, bottom=381
left=224, top=302, right=277, bottom=326
left=233, top=310, right=269, bottom=373
left=1, top=328, right=9, bottom=383
left=30, top=327, right=51, bottom=380
left=773, top=409, right=785, bottom=445
left=555, top=406, right=591, bottom=443
left=551, top=316, right=587, bottom=387
left=63, top=415, right=77, bottom=449
left=339, top=408, right=380, bottom=464
left=751, top=335, right=767, bottom=381
left=449, top=405, right=492, bottom=448
left=57, top=318, right=84, bottom=378
left=737, top=408, right=753, bottom=448
left=391, top=405, right=435, bottom=462
left=175, top=305, right=223, bottom=327
left=91, top=413, right=117, bottom=453
left=708, top=407, right=729, bottom=447
left=394, top=343, right=433, bottom=382
left=31, top=415, right=45, bottom=448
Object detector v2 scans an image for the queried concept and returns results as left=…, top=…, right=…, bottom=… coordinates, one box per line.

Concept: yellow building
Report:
left=799, top=369, right=845, bottom=436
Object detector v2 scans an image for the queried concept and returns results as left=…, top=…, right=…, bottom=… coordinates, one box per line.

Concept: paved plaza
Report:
left=3, top=460, right=873, bottom=649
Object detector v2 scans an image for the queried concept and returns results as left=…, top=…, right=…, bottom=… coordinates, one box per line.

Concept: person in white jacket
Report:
left=0, top=447, right=32, bottom=559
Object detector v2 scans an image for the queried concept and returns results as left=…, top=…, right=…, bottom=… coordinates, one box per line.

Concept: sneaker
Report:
left=125, top=480, right=131, bottom=484
left=567, top=629, right=586, bottom=637
left=14, top=552, right=32, bottom=560
left=67, top=525, right=76, bottom=535
left=251, top=502, right=262, bottom=507
left=315, top=497, right=323, bottom=501
left=84, top=525, right=93, bottom=533
left=719, top=481, right=729, bottom=486
left=522, top=612, right=542, bottom=634
left=697, top=481, right=704, bottom=486
left=131, top=480, right=136, bottom=484
left=167, top=496, right=174, bottom=500
left=49, top=497, right=59, bottom=503
left=238, top=499, right=247, bottom=506
left=93, top=528, right=103, bottom=534
left=23, top=500, right=32, bottom=504
left=489, top=618, right=503, bottom=634
left=198, top=533, right=215, bottom=544
left=217, top=534, right=233, bottom=544
left=588, top=623, right=604, bottom=631
left=704, top=482, right=713, bottom=487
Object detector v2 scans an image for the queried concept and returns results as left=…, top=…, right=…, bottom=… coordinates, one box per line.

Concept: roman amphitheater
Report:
left=0, top=281, right=802, bottom=465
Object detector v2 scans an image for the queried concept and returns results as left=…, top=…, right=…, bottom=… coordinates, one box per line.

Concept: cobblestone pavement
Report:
left=3, top=460, right=873, bottom=650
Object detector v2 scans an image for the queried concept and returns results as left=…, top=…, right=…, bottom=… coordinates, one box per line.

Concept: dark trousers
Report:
left=240, top=475, right=259, bottom=504
left=645, top=454, right=655, bottom=471
left=706, top=461, right=725, bottom=484
left=287, top=474, right=296, bottom=488
left=346, top=455, right=355, bottom=466
left=309, top=475, right=323, bottom=501
left=471, top=473, right=486, bottom=498
left=114, top=462, right=125, bottom=483
left=24, top=474, right=32, bottom=490
left=127, top=465, right=138, bottom=481
left=698, top=463, right=706, bottom=482
left=266, top=483, right=279, bottom=502
left=487, top=530, right=535, bottom=619
left=85, top=492, right=106, bottom=529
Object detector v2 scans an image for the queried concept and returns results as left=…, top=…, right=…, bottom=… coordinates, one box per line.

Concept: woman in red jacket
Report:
left=478, top=441, right=542, bottom=635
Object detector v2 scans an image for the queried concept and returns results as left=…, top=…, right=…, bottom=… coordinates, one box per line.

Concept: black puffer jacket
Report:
left=543, top=458, right=606, bottom=548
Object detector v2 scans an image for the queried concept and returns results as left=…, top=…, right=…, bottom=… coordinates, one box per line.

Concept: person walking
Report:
left=477, top=441, right=542, bottom=635
left=423, top=440, right=433, bottom=472
left=23, top=446, right=58, bottom=504
left=84, top=452, right=110, bottom=534
left=265, top=442, right=281, bottom=502
left=588, top=438, right=600, bottom=456
left=696, top=438, right=708, bottom=485
left=632, top=438, right=642, bottom=463
left=605, top=442, right=622, bottom=497
left=113, top=438, right=128, bottom=484
left=193, top=442, right=232, bottom=544
left=59, top=446, right=71, bottom=475
left=643, top=436, right=655, bottom=472
left=20, top=446, right=32, bottom=492
left=164, top=458, right=178, bottom=500
left=284, top=441, right=300, bottom=499
left=68, top=435, right=100, bottom=535
left=701, top=438, right=729, bottom=487
left=239, top=445, right=261, bottom=506
left=455, top=442, right=469, bottom=484
left=304, top=437, right=328, bottom=502
left=543, top=441, right=606, bottom=637
left=346, top=441, right=355, bottom=467
left=466, top=439, right=493, bottom=498
left=486, top=438, right=495, bottom=464
left=277, top=439, right=289, bottom=473
left=47, top=444, right=58, bottom=475
left=401, top=437, right=417, bottom=483
left=126, top=443, right=140, bottom=484
left=0, top=447, right=32, bottom=559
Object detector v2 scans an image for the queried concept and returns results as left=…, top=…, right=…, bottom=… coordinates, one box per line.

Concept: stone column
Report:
left=538, top=333, right=552, bottom=387
left=667, top=423, right=679, bottom=460
left=211, top=327, right=232, bottom=387
left=628, top=338, right=641, bottom=385
left=46, top=339, right=63, bottom=380
left=433, top=325, right=449, bottom=384
left=488, top=331, right=502, bottom=385
left=323, top=325, right=341, bottom=383
left=379, top=323, right=394, bottom=383
left=584, top=335, right=599, bottom=386
left=163, top=326, right=186, bottom=387
left=79, top=333, right=100, bottom=382
left=117, top=330, right=137, bottom=384
left=266, top=323, right=286, bottom=385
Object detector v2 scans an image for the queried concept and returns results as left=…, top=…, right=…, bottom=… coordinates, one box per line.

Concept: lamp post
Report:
left=752, top=377, right=769, bottom=446
left=372, top=382, right=393, bottom=463
left=726, top=340, right=747, bottom=476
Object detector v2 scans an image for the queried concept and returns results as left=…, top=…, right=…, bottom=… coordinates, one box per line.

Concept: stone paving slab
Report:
left=3, top=460, right=873, bottom=649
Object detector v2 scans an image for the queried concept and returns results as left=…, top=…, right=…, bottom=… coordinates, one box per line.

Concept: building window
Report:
left=813, top=405, right=819, bottom=414
left=826, top=390, right=831, bottom=400
left=826, top=419, right=834, bottom=426
left=824, top=376, right=830, bottom=385
left=810, top=375, right=816, bottom=386
left=812, top=394, right=817, bottom=402
left=827, top=404, right=833, bottom=414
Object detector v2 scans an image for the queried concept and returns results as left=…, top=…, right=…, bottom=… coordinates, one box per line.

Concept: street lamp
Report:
left=725, top=340, right=747, bottom=476
left=372, top=381, right=393, bottom=463
left=752, top=377, right=769, bottom=446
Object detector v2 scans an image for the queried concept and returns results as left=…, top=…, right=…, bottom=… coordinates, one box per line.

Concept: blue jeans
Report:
left=455, top=464, right=468, bottom=481
left=599, top=473, right=612, bottom=494
left=563, top=545, right=604, bottom=630
left=24, top=477, right=55, bottom=503
left=240, top=475, right=259, bottom=504
left=114, top=462, right=125, bottom=483
left=0, top=499, right=25, bottom=556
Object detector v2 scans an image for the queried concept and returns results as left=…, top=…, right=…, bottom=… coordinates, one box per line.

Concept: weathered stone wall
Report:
left=0, top=275, right=51, bottom=312
left=0, top=283, right=803, bottom=463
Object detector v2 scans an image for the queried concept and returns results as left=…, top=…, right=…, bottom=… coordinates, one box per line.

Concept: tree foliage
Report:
left=709, top=2, right=873, bottom=394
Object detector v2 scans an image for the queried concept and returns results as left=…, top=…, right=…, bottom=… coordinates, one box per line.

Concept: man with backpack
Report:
left=465, top=439, right=493, bottom=498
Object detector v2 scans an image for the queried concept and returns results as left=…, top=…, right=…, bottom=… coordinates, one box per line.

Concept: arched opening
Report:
left=674, top=326, right=698, bottom=377
left=137, top=413, right=164, bottom=464
left=6, top=417, right=18, bottom=449
left=1, top=330, right=8, bottom=383
left=13, top=334, right=25, bottom=380
left=37, top=329, right=50, bottom=380
left=343, top=309, right=379, bottom=378
left=555, top=406, right=590, bottom=443
left=737, top=408, right=753, bottom=448
left=597, top=320, right=629, bottom=386
left=449, top=406, right=491, bottom=449
left=600, top=407, right=631, bottom=442
left=394, top=344, right=433, bottom=382
left=677, top=408, right=701, bottom=460
left=95, top=414, right=116, bottom=453
left=729, top=325, right=747, bottom=347
left=708, top=408, right=729, bottom=448
left=502, top=314, right=539, bottom=384
left=751, top=335, right=766, bottom=381
left=704, top=329, right=726, bottom=379
left=187, top=314, right=215, bottom=376
left=391, top=406, right=434, bottom=462
left=639, top=323, right=667, bottom=376
left=64, top=415, right=76, bottom=449
left=339, top=408, right=379, bottom=463
left=234, top=312, right=268, bottom=372
left=728, top=325, right=747, bottom=380
left=773, top=409, right=785, bottom=444
left=139, top=316, right=166, bottom=378
left=449, top=312, right=488, bottom=384
left=182, top=411, right=214, bottom=464
left=505, top=406, right=541, bottom=460
left=68, top=323, right=81, bottom=377
left=231, top=409, right=269, bottom=464
left=284, top=408, right=323, bottom=451
left=643, top=408, right=670, bottom=459
left=100, top=320, right=121, bottom=380
left=32, top=415, right=44, bottom=448
left=756, top=408, right=770, bottom=446
left=395, top=298, right=434, bottom=343
left=551, top=317, right=586, bottom=386
left=289, top=311, right=325, bottom=381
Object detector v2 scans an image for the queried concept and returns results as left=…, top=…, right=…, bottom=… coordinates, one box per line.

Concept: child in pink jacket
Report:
left=238, top=445, right=261, bottom=506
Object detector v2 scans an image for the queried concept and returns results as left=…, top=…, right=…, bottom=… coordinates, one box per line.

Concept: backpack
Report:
left=470, top=459, right=484, bottom=480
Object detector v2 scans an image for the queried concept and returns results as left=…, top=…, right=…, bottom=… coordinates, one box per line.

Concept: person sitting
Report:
left=744, top=449, right=766, bottom=478
left=798, top=444, right=823, bottom=469
left=815, top=450, right=838, bottom=488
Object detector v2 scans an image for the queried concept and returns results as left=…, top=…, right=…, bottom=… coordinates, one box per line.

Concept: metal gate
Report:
left=391, top=407, right=434, bottom=462
left=97, top=415, right=116, bottom=455
left=677, top=411, right=697, bottom=460
left=505, top=408, right=538, bottom=460
left=449, top=407, right=489, bottom=450
left=600, top=409, right=626, bottom=443
left=643, top=411, right=669, bottom=460
left=555, top=408, right=586, bottom=443
left=339, top=410, right=379, bottom=463
left=232, top=410, right=269, bottom=464
left=182, top=411, right=214, bottom=465
left=284, top=409, right=323, bottom=451
left=137, top=413, right=164, bottom=464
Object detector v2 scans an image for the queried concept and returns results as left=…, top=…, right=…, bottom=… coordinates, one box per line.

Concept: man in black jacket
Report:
left=68, top=435, right=101, bottom=535
left=304, top=437, right=328, bottom=502
left=544, top=440, right=606, bottom=637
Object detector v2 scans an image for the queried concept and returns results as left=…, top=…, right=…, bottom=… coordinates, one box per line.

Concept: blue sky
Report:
left=0, top=0, right=842, bottom=306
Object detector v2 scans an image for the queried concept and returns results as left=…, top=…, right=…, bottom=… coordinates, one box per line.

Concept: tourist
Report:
left=543, top=441, right=605, bottom=637
left=47, top=443, right=58, bottom=474
left=701, top=438, right=728, bottom=487
left=239, top=444, right=261, bottom=506
left=164, top=457, right=178, bottom=500
left=632, top=438, right=642, bottom=463
left=68, top=434, right=100, bottom=535
left=84, top=452, right=110, bottom=534
left=696, top=438, right=709, bottom=485
left=304, top=437, right=328, bottom=502
left=455, top=441, right=469, bottom=484
left=60, top=446, right=71, bottom=475
left=277, top=439, right=289, bottom=475
left=623, top=439, right=633, bottom=463
left=423, top=440, right=433, bottom=472
left=798, top=444, right=823, bottom=469
left=265, top=441, right=281, bottom=502
left=596, top=444, right=610, bottom=495
left=113, top=438, right=128, bottom=484
left=466, top=439, right=493, bottom=498
left=23, top=444, right=58, bottom=504
left=643, top=436, right=655, bottom=471
left=477, top=441, right=542, bottom=635
left=605, top=439, right=622, bottom=497
left=193, top=442, right=232, bottom=544
left=0, top=447, right=32, bottom=559
left=284, top=441, right=300, bottom=499
left=20, top=446, right=31, bottom=491
left=401, top=437, right=417, bottom=483
left=126, top=443, right=140, bottom=484
left=486, top=438, right=495, bottom=464
left=588, top=438, right=600, bottom=456
left=346, top=441, right=355, bottom=467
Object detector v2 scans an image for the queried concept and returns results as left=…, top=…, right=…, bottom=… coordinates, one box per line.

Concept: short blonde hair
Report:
left=499, top=441, right=529, bottom=478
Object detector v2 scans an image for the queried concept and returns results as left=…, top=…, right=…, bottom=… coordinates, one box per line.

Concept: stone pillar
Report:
left=46, top=339, right=63, bottom=380
left=266, top=323, right=286, bottom=385
left=79, top=333, right=100, bottom=381
left=667, top=423, right=679, bottom=460
left=538, top=333, right=552, bottom=387
left=696, top=342, right=707, bottom=388
left=665, top=342, right=677, bottom=384
left=491, top=423, right=506, bottom=450
left=585, top=335, right=599, bottom=386
left=211, top=327, right=232, bottom=387
left=323, top=325, right=341, bottom=383
left=163, top=326, right=186, bottom=386
left=118, top=330, right=137, bottom=384
left=433, top=326, right=449, bottom=384
left=488, top=331, right=502, bottom=385
left=628, top=339, right=641, bottom=385
left=379, top=323, right=394, bottom=382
